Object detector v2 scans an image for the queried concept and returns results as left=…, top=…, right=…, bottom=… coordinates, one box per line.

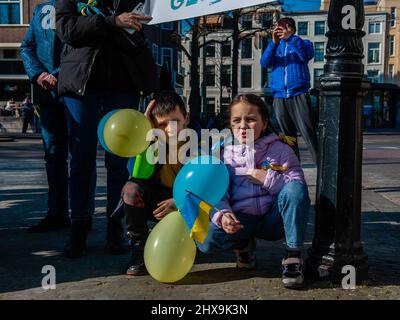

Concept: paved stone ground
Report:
left=0, top=134, right=399, bottom=300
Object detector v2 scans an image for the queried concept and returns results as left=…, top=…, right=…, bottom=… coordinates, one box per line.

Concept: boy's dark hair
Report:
left=277, top=17, right=297, bottom=33
left=151, top=91, right=187, bottom=119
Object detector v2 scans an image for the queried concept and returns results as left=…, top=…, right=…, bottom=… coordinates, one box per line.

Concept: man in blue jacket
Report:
left=20, top=0, right=71, bottom=232
left=260, top=18, right=318, bottom=163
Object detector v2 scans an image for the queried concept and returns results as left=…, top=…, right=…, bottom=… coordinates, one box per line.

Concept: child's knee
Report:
left=281, top=181, right=310, bottom=206
left=121, top=181, right=141, bottom=206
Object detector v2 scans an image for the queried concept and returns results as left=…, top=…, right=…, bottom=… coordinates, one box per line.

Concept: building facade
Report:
left=0, top=0, right=41, bottom=106
left=182, top=4, right=282, bottom=116
left=322, top=0, right=400, bottom=85
left=283, top=10, right=389, bottom=86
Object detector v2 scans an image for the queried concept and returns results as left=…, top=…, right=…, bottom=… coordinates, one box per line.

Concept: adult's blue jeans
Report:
left=197, top=181, right=311, bottom=253
left=39, top=94, right=69, bottom=218
left=63, top=91, right=140, bottom=222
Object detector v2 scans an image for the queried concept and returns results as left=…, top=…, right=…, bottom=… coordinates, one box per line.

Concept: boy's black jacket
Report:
left=56, top=0, right=157, bottom=97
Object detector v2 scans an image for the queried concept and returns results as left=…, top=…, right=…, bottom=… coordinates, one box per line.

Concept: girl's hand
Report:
left=221, top=212, right=244, bottom=234
left=153, top=198, right=176, bottom=220
left=247, top=169, right=268, bottom=185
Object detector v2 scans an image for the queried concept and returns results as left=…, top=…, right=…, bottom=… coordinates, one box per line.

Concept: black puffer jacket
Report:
left=56, top=0, right=157, bottom=97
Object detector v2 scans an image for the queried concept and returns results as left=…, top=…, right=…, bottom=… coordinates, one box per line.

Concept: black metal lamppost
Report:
left=306, top=0, right=370, bottom=283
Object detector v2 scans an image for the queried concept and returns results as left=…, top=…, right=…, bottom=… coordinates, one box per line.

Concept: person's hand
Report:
left=247, top=169, right=268, bottom=185
left=115, top=12, right=152, bottom=31
left=221, top=212, right=244, bottom=234
left=144, top=99, right=156, bottom=128
left=272, top=26, right=282, bottom=44
left=276, top=25, right=289, bottom=40
left=37, top=72, right=57, bottom=91
left=153, top=198, right=176, bottom=220
left=121, top=182, right=145, bottom=208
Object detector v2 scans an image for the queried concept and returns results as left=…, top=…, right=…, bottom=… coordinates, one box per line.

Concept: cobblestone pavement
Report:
left=0, top=135, right=399, bottom=300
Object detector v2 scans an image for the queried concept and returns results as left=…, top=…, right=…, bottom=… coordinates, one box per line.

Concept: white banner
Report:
left=137, top=0, right=276, bottom=25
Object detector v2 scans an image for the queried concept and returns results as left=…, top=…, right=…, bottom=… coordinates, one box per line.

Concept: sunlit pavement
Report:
left=0, top=133, right=399, bottom=300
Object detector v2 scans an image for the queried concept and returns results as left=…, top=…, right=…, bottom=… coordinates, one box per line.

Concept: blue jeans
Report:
left=64, top=91, right=140, bottom=221
left=39, top=95, right=69, bottom=218
left=197, top=181, right=311, bottom=253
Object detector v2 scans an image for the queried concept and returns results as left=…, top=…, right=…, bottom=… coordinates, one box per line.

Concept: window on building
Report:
left=241, top=38, right=252, bottom=59
left=314, top=68, right=324, bottom=86
left=391, top=7, right=396, bottom=28
left=0, top=0, right=21, bottom=24
left=259, top=12, right=273, bottom=28
left=315, top=21, right=326, bottom=36
left=314, top=42, right=325, bottom=62
left=152, top=44, right=159, bottom=65
left=205, top=65, right=215, bottom=87
left=161, top=47, right=173, bottom=70
left=221, top=41, right=231, bottom=57
left=2, top=49, right=18, bottom=59
left=368, top=22, right=381, bottom=34
left=298, top=22, right=308, bottom=36
left=221, top=97, right=231, bottom=114
left=221, top=65, right=231, bottom=87
left=206, top=43, right=215, bottom=58
left=390, top=35, right=395, bottom=56
left=241, top=14, right=253, bottom=29
left=206, top=97, right=215, bottom=114
left=241, top=65, right=252, bottom=88
left=389, top=64, right=395, bottom=81
left=367, top=70, right=380, bottom=83
left=368, top=43, right=381, bottom=64
left=178, top=51, right=184, bottom=75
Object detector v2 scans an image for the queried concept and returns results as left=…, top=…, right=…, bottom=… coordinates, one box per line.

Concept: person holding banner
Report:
left=260, top=17, right=318, bottom=163
left=56, top=0, right=157, bottom=258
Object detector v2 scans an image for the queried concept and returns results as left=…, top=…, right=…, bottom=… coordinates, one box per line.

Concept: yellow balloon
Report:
left=103, top=109, right=151, bottom=158
left=144, top=211, right=197, bottom=283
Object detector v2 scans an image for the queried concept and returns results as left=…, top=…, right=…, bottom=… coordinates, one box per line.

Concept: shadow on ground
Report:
left=1, top=183, right=400, bottom=295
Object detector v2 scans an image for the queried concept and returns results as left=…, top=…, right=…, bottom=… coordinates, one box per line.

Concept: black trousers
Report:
left=124, top=180, right=173, bottom=243
left=273, top=93, right=318, bottom=163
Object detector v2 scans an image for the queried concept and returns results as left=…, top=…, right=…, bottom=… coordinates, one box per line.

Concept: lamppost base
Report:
left=306, top=246, right=369, bottom=284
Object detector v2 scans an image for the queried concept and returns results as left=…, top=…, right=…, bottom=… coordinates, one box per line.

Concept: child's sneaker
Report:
left=234, top=239, right=257, bottom=270
left=282, top=252, right=304, bottom=289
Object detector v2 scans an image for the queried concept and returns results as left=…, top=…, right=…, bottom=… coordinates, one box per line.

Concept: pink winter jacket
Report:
left=212, top=133, right=306, bottom=227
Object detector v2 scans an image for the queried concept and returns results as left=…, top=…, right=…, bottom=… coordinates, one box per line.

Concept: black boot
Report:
left=126, top=238, right=147, bottom=276
left=28, top=215, right=70, bottom=233
left=106, top=217, right=127, bottom=255
left=63, top=219, right=91, bottom=259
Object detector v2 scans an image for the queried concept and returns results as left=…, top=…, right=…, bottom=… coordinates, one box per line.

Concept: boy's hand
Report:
left=121, top=182, right=145, bottom=208
left=277, top=25, right=289, bottom=40
left=144, top=99, right=156, bottom=128
left=221, top=212, right=244, bottom=234
left=153, top=198, right=176, bottom=220
left=247, top=169, right=268, bottom=185
left=272, top=27, right=281, bottom=44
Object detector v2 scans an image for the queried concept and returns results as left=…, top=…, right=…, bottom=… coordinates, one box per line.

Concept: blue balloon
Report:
left=98, top=109, right=120, bottom=153
left=173, top=155, right=230, bottom=211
